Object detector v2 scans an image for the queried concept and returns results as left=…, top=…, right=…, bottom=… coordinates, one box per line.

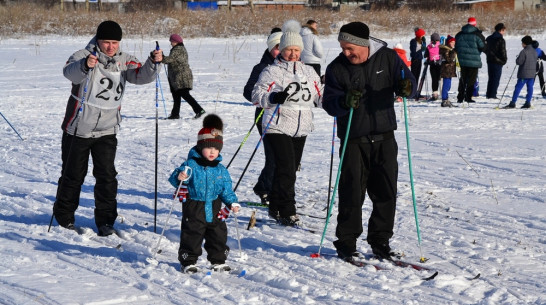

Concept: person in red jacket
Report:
left=393, top=43, right=411, bottom=67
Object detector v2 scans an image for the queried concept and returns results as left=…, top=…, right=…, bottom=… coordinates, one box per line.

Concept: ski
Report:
left=353, top=257, right=438, bottom=281
left=239, top=201, right=268, bottom=208
left=297, top=212, right=327, bottom=220
left=206, top=268, right=247, bottom=277
left=316, top=253, right=438, bottom=281
left=415, top=63, right=429, bottom=101
left=182, top=266, right=247, bottom=277
left=72, top=226, right=123, bottom=250
left=251, top=218, right=321, bottom=234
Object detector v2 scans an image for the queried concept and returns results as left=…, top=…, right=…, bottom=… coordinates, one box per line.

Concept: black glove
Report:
left=344, top=89, right=362, bottom=109
left=270, top=91, right=289, bottom=104
left=398, top=79, right=413, bottom=98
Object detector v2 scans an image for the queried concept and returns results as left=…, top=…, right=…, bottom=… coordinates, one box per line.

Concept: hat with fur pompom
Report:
left=197, top=114, right=224, bottom=152
left=279, top=20, right=304, bottom=51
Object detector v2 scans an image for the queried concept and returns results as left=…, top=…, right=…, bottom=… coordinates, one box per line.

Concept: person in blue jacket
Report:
left=532, top=40, right=546, bottom=97
left=169, top=114, right=240, bottom=274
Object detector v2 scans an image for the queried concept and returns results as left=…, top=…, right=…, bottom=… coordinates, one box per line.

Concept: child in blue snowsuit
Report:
left=169, top=114, right=240, bottom=274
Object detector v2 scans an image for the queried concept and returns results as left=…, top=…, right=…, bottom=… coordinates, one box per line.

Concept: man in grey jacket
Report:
left=53, top=20, right=163, bottom=236
left=504, top=35, right=538, bottom=109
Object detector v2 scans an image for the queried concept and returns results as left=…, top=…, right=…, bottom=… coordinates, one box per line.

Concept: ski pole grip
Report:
left=155, top=41, right=160, bottom=51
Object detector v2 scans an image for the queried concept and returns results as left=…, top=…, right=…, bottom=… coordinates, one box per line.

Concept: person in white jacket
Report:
left=252, top=20, right=322, bottom=227
left=300, top=20, right=324, bottom=77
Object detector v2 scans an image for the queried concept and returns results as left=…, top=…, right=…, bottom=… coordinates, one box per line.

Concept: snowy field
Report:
left=1, top=32, right=545, bottom=304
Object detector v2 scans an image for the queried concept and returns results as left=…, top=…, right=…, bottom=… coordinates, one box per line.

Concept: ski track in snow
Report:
left=1, top=35, right=545, bottom=304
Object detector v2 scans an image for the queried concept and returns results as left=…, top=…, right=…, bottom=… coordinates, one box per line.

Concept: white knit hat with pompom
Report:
left=279, top=20, right=304, bottom=51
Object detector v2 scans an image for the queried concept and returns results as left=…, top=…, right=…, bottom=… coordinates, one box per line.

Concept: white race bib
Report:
left=85, top=66, right=125, bottom=109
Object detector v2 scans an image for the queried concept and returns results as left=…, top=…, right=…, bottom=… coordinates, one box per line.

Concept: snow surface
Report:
left=0, top=34, right=545, bottom=305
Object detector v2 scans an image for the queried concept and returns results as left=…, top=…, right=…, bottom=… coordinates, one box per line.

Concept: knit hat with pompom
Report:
left=279, top=20, right=304, bottom=51
left=197, top=114, right=223, bottom=152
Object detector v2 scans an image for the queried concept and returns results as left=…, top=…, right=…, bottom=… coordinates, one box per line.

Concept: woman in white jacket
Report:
left=300, top=19, right=324, bottom=77
left=252, top=20, right=322, bottom=227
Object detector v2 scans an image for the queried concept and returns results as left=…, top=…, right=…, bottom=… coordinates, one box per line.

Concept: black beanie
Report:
left=338, top=22, right=370, bottom=47
left=197, top=114, right=224, bottom=152
left=96, top=20, right=122, bottom=41
left=521, top=35, right=533, bottom=46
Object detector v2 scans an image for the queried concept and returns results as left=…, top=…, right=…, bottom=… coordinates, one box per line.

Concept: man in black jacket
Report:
left=485, top=23, right=507, bottom=99
left=322, top=22, right=416, bottom=262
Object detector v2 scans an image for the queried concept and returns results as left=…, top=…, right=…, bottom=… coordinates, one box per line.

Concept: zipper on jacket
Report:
left=293, top=110, right=301, bottom=137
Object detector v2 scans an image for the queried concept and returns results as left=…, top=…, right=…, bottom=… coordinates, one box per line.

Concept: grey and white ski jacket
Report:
left=251, top=57, right=322, bottom=137
left=300, top=26, right=324, bottom=65
left=61, top=37, right=159, bottom=138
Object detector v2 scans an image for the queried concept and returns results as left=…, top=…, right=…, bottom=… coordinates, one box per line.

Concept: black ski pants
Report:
left=334, top=133, right=398, bottom=254
left=54, top=132, right=118, bottom=229
left=457, top=66, right=479, bottom=102
left=429, top=63, right=441, bottom=92
left=170, top=86, right=204, bottom=116
left=265, top=133, right=306, bottom=218
left=253, top=107, right=275, bottom=197
left=410, top=59, right=423, bottom=86
left=178, top=198, right=229, bottom=266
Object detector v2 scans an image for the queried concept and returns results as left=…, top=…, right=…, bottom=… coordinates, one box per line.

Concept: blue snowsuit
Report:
left=169, top=146, right=238, bottom=266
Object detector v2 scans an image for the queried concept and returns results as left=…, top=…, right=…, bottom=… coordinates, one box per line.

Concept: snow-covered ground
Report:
left=1, top=33, right=545, bottom=304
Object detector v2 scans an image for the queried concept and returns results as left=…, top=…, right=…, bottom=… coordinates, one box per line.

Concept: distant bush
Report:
left=0, top=3, right=544, bottom=38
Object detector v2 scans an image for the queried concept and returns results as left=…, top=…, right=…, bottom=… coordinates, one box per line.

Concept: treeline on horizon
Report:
left=1, top=1, right=544, bottom=38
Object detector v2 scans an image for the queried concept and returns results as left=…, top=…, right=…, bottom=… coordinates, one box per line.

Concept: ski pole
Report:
left=157, top=74, right=168, bottom=117
left=226, top=108, right=264, bottom=169
left=320, top=117, right=336, bottom=212
left=154, top=41, right=160, bottom=233
left=232, top=212, right=244, bottom=258
left=233, top=104, right=280, bottom=192
left=0, top=111, right=24, bottom=141
left=312, top=108, right=354, bottom=258
left=401, top=69, right=427, bottom=263
left=48, top=51, right=95, bottom=232
left=497, top=63, right=518, bottom=109
left=148, top=179, right=184, bottom=262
